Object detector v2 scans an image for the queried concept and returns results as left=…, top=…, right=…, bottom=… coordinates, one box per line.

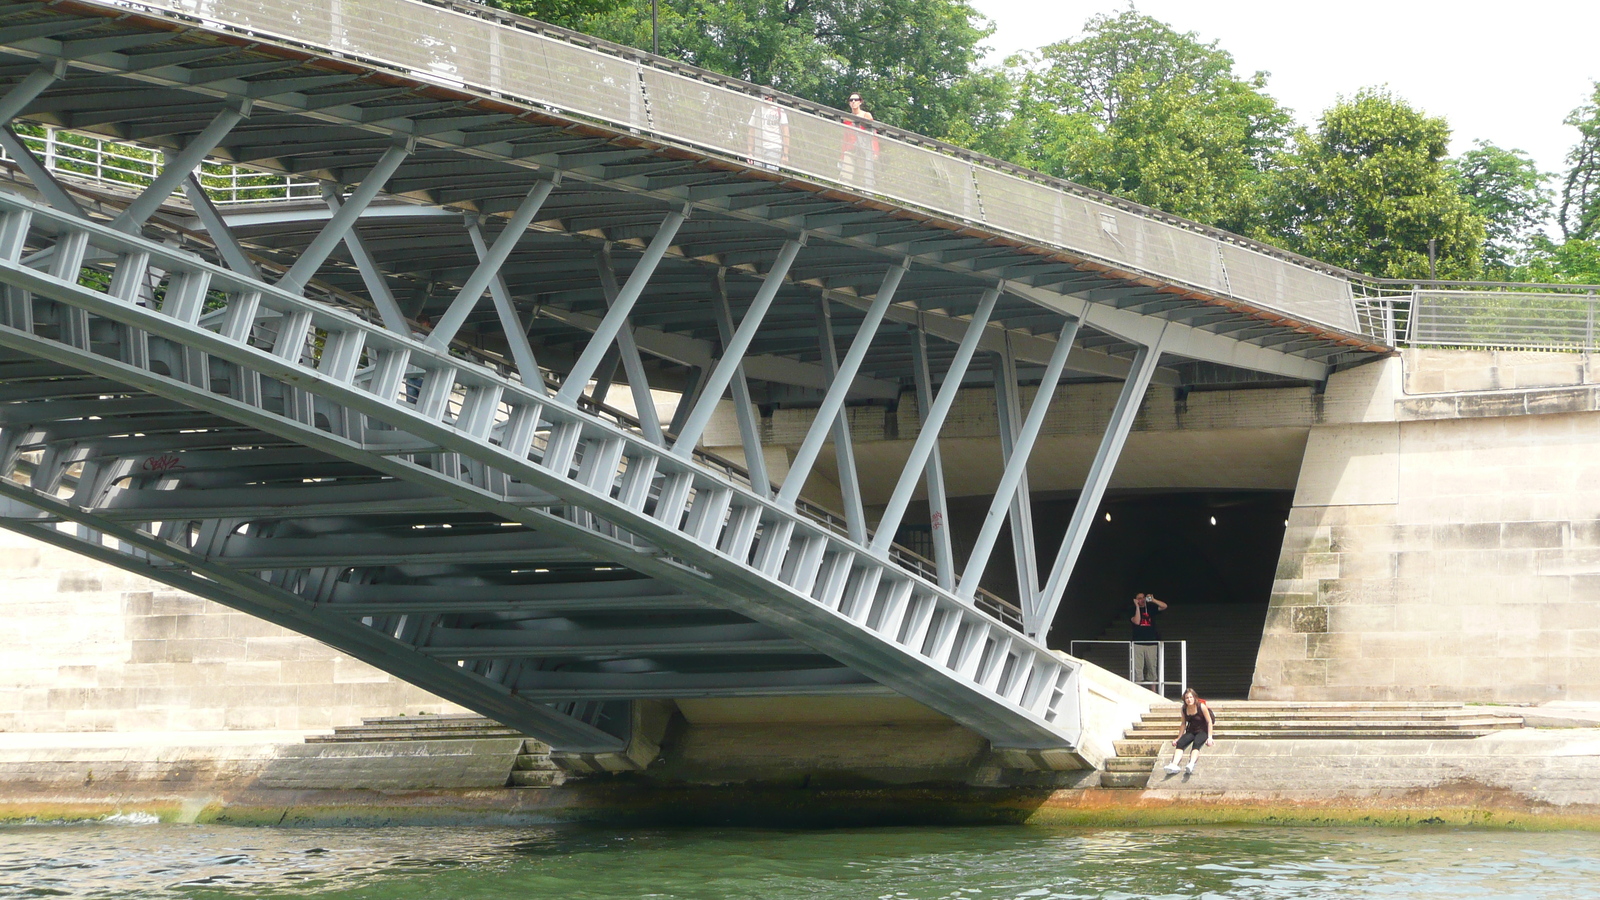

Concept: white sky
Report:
left=970, top=0, right=1600, bottom=183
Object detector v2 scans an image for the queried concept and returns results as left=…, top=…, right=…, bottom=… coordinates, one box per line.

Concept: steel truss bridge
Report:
left=0, top=0, right=1391, bottom=763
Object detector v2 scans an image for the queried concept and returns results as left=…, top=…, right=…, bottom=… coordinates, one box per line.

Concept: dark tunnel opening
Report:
left=936, top=490, right=1292, bottom=699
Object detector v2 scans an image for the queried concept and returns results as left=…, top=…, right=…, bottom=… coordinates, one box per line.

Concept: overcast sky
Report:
left=969, top=0, right=1600, bottom=183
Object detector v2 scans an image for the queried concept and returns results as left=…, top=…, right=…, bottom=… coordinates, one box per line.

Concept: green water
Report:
left=2, top=821, right=1599, bottom=898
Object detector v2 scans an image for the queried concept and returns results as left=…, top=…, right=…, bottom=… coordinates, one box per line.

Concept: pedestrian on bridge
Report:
left=840, top=92, right=878, bottom=188
left=1164, top=687, right=1214, bottom=775
left=1130, top=592, right=1166, bottom=688
left=747, top=88, right=790, bottom=171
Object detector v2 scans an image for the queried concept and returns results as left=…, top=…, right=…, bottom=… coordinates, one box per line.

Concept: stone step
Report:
left=308, top=725, right=526, bottom=743
left=1126, top=720, right=1497, bottom=736
left=509, top=768, right=562, bottom=788
left=1113, top=739, right=1167, bottom=756
left=1127, top=717, right=1520, bottom=732
left=512, top=754, right=555, bottom=771
left=1103, top=757, right=1158, bottom=773
left=1099, top=771, right=1151, bottom=789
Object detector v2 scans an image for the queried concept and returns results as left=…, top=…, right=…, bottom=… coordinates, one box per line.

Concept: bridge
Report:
left=0, top=0, right=1407, bottom=765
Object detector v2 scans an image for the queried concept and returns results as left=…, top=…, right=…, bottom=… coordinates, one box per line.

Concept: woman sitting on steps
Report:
left=1165, top=687, right=1215, bottom=775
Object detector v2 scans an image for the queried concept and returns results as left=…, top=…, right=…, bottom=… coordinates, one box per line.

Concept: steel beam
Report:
left=993, top=334, right=1042, bottom=608
left=816, top=296, right=867, bottom=543
left=596, top=243, right=663, bottom=444
left=1034, top=331, right=1167, bottom=636
left=710, top=268, right=770, bottom=496
left=277, top=141, right=413, bottom=294
left=871, top=289, right=999, bottom=572
left=670, top=237, right=803, bottom=453
left=0, top=126, right=85, bottom=216
left=184, top=171, right=261, bottom=280
left=426, top=178, right=556, bottom=349
left=555, top=205, right=687, bottom=402
left=775, top=261, right=906, bottom=508
left=322, top=185, right=405, bottom=333
left=957, top=317, right=1079, bottom=604
left=111, top=103, right=248, bottom=233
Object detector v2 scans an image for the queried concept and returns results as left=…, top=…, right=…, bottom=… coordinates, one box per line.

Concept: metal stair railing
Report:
left=0, top=189, right=1080, bottom=750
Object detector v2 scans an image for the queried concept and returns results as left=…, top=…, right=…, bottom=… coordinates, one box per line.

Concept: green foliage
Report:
left=1510, top=236, right=1600, bottom=285
left=1559, top=82, right=1600, bottom=242
left=1447, top=141, right=1551, bottom=275
left=541, top=0, right=996, bottom=139
left=960, top=10, right=1289, bottom=233
left=480, top=0, right=629, bottom=30
left=1262, top=88, right=1485, bottom=279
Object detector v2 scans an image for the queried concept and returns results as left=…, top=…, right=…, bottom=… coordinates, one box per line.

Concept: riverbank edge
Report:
left=3, top=783, right=1599, bottom=832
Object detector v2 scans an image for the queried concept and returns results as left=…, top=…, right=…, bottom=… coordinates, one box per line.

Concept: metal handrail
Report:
left=1069, top=639, right=1187, bottom=698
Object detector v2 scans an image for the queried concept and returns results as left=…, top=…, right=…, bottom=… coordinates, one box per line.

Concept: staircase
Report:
left=1081, top=603, right=1269, bottom=699
left=1099, top=701, right=1526, bottom=788
left=306, top=715, right=564, bottom=788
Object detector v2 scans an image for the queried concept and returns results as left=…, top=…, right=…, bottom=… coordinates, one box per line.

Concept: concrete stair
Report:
left=306, top=714, right=525, bottom=743
left=306, top=715, right=564, bottom=788
left=1099, top=701, right=1525, bottom=789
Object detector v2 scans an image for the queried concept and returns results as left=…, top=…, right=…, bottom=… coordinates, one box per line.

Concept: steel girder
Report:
left=0, top=191, right=1086, bottom=754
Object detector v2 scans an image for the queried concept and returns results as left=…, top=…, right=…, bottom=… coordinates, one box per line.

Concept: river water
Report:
left=2, top=820, right=1599, bottom=899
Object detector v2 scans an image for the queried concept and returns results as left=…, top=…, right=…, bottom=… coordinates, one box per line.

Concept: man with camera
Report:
left=1130, top=592, right=1168, bottom=689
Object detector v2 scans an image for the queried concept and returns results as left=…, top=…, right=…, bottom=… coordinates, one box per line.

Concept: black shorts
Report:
left=1176, top=731, right=1209, bottom=750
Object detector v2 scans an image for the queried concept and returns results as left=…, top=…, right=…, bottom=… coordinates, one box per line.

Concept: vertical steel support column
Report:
left=816, top=297, right=867, bottom=543
left=775, top=262, right=906, bottom=509
left=957, top=317, right=1080, bottom=605
left=464, top=217, right=545, bottom=391
left=595, top=244, right=663, bottom=444
left=671, top=237, right=803, bottom=454
left=711, top=269, right=771, bottom=496
left=322, top=186, right=405, bottom=333
left=991, top=333, right=1041, bottom=607
left=426, top=179, right=556, bottom=349
left=1035, top=332, right=1166, bottom=637
left=278, top=141, right=413, bottom=294
left=185, top=172, right=260, bottom=280
left=112, top=103, right=249, bottom=233
left=871, top=289, right=1000, bottom=572
left=556, top=206, right=688, bottom=403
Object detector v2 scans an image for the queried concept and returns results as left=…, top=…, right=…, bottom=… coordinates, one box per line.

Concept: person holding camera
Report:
left=1130, top=592, right=1167, bottom=688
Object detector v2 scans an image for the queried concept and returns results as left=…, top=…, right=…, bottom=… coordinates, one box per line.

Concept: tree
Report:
left=557, top=0, right=997, bottom=139
left=965, top=10, right=1289, bottom=234
left=1511, top=237, right=1600, bottom=285
left=1447, top=141, right=1551, bottom=275
left=482, top=0, right=629, bottom=31
left=1263, top=88, right=1485, bottom=279
left=1559, top=83, right=1600, bottom=242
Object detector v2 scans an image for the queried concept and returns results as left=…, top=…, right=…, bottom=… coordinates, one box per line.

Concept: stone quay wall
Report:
left=0, top=528, right=463, bottom=734
left=1254, top=349, right=1600, bottom=702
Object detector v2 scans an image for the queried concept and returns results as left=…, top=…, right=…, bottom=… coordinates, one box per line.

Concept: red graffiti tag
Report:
left=140, top=454, right=184, bottom=473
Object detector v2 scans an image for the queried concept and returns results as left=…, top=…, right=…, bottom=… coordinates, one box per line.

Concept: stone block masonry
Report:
left=1254, top=350, right=1600, bottom=702
left=0, top=527, right=465, bottom=735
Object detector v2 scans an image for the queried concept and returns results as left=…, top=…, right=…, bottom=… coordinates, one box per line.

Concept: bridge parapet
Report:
left=82, top=0, right=1370, bottom=339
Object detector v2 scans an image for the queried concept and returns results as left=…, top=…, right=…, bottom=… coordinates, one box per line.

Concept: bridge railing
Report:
left=0, top=125, right=322, bottom=204
left=1354, top=282, right=1600, bottom=353
left=99, top=0, right=1367, bottom=338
